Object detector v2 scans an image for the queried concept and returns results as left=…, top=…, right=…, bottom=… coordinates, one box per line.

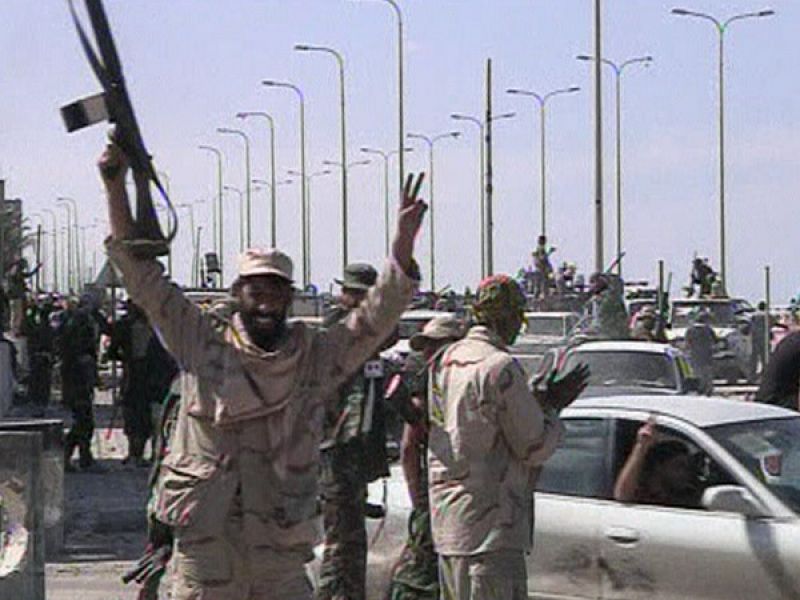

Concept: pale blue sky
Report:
left=1, top=1, right=797, bottom=301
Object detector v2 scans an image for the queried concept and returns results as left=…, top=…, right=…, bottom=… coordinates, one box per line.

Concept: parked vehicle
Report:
left=669, top=298, right=755, bottom=383
left=337, top=396, right=800, bottom=599
left=540, top=340, right=700, bottom=398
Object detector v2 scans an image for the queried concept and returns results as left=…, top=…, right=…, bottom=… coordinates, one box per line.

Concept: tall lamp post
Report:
left=672, top=7, right=774, bottom=290
left=218, top=128, right=252, bottom=248
left=177, top=203, right=197, bottom=286
left=577, top=54, right=652, bottom=276
left=360, top=147, right=413, bottom=256
left=41, top=208, right=58, bottom=292
left=237, top=112, right=278, bottom=247
left=224, top=185, right=246, bottom=253
left=295, top=44, right=352, bottom=271
left=198, top=145, right=224, bottom=283
left=506, top=86, right=580, bottom=239
left=287, top=169, right=332, bottom=286
left=450, top=112, right=516, bottom=279
left=262, top=80, right=309, bottom=288
left=407, top=131, right=461, bottom=291
left=56, top=197, right=79, bottom=291
left=351, top=0, right=404, bottom=193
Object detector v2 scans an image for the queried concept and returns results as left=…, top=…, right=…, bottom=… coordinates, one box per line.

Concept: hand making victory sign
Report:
left=392, top=172, right=428, bottom=274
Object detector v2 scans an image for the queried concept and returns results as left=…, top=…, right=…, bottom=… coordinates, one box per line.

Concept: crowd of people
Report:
left=2, top=139, right=799, bottom=600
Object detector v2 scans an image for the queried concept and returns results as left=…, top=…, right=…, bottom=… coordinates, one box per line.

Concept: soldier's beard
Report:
left=241, top=309, right=287, bottom=351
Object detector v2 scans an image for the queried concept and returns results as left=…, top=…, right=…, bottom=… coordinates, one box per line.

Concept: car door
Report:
left=529, top=416, right=613, bottom=599
left=598, top=417, right=800, bottom=600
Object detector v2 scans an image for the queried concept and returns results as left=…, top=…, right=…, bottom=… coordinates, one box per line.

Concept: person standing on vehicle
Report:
left=386, top=315, right=465, bottom=600
left=99, top=141, right=427, bottom=600
left=427, top=275, right=588, bottom=600
left=685, top=309, right=716, bottom=395
left=317, top=262, right=393, bottom=600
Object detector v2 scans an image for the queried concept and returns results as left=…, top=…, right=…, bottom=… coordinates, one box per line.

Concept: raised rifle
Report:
left=61, top=0, right=177, bottom=258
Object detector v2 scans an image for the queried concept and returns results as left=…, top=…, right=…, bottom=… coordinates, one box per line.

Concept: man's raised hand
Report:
left=392, top=172, right=428, bottom=272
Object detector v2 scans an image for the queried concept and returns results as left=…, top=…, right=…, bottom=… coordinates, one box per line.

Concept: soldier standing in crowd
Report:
left=684, top=309, right=716, bottom=394
left=58, top=296, right=102, bottom=471
left=99, top=141, right=426, bottom=599
left=107, top=300, right=159, bottom=466
left=318, top=263, right=393, bottom=600
left=386, top=315, right=465, bottom=600
left=23, top=296, right=55, bottom=416
left=427, top=275, right=588, bottom=600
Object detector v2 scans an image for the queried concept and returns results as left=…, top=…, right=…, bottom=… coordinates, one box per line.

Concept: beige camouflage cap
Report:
left=410, top=314, right=465, bottom=351
left=236, top=248, right=293, bottom=282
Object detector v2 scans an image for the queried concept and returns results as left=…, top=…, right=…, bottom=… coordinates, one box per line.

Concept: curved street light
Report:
left=360, top=146, right=414, bottom=255
left=577, top=54, right=652, bottom=276
left=224, top=185, right=245, bottom=253
left=262, top=79, right=310, bottom=287
left=198, top=145, right=224, bottom=284
left=218, top=128, right=252, bottom=248
left=407, top=131, right=461, bottom=291
left=671, top=6, right=774, bottom=290
left=451, top=112, right=515, bottom=279
left=506, top=86, right=580, bottom=239
left=237, top=112, right=278, bottom=247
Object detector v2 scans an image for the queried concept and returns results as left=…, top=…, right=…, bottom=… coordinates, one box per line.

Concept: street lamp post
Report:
left=262, top=80, right=309, bottom=287
left=41, top=208, right=58, bottom=292
left=360, top=147, right=413, bottom=256
left=218, top=128, right=252, bottom=248
left=237, top=112, right=278, bottom=247
left=351, top=0, right=404, bottom=193
left=407, top=131, right=461, bottom=291
left=198, top=145, right=224, bottom=284
left=287, top=169, right=332, bottom=286
left=672, top=7, right=774, bottom=290
left=178, top=203, right=197, bottom=286
left=295, top=44, right=351, bottom=271
left=577, top=54, right=652, bottom=276
left=224, top=185, right=245, bottom=253
left=506, top=86, right=580, bottom=239
left=450, top=112, right=516, bottom=279
left=56, top=197, right=79, bottom=291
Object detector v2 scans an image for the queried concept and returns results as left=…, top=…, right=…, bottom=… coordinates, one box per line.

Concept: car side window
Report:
left=613, top=419, right=737, bottom=510
left=537, top=418, right=612, bottom=499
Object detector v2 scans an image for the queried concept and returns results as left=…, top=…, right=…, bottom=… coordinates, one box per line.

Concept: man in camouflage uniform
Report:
left=427, top=275, right=588, bottom=600
left=386, top=315, right=465, bottom=600
left=318, top=263, right=391, bottom=600
left=57, top=296, right=101, bottom=471
left=99, top=142, right=427, bottom=600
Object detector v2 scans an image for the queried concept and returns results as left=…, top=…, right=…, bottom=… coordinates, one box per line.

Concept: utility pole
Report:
left=485, top=58, right=494, bottom=276
left=594, top=0, right=604, bottom=273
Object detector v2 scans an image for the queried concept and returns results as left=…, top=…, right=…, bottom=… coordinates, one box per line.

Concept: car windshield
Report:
left=397, top=319, right=429, bottom=339
left=563, top=350, right=678, bottom=390
left=525, top=316, right=570, bottom=337
left=706, top=417, right=800, bottom=515
left=672, top=303, right=735, bottom=328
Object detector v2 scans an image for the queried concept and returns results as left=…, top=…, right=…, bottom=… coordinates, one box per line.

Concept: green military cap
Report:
left=335, top=263, right=378, bottom=291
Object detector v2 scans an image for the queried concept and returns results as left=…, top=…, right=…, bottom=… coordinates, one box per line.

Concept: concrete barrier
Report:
left=0, top=431, right=45, bottom=600
left=0, top=420, right=64, bottom=558
left=0, top=342, right=14, bottom=418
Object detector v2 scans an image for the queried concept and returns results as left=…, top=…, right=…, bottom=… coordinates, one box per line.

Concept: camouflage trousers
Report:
left=387, top=507, right=439, bottom=600
left=317, top=445, right=367, bottom=600
left=171, top=508, right=312, bottom=600
left=439, top=550, right=527, bottom=600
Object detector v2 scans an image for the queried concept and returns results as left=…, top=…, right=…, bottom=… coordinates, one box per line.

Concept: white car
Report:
left=556, top=340, right=700, bottom=397
left=346, top=395, right=800, bottom=599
